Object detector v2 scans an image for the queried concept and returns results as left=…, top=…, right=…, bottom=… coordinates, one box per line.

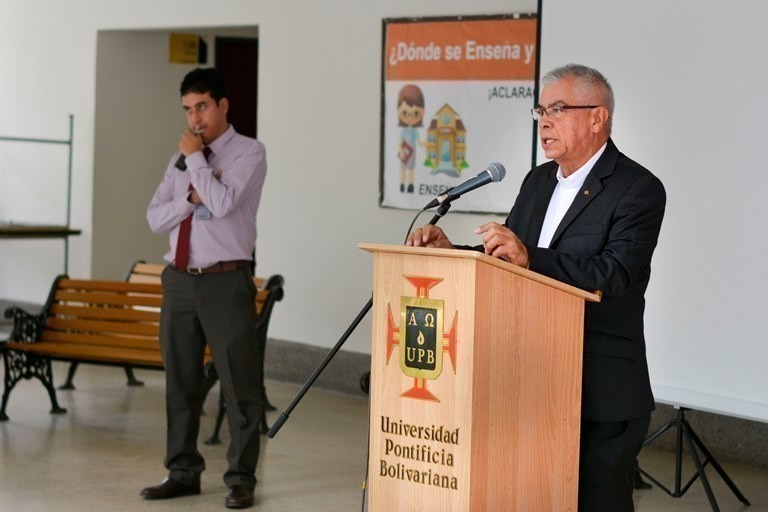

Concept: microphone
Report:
left=175, top=129, right=205, bottom=171
left=423, top=162, right=506, bottom=209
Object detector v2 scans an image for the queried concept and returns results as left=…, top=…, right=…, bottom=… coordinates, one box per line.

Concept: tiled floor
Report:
left=0, top=363, right=765, bottom=511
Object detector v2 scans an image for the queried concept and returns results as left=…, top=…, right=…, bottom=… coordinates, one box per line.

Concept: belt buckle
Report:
left=187, top=267, right=203, bottom=275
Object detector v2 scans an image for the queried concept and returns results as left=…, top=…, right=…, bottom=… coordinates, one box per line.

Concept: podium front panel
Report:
left=366, top=248, right=584, bottom=511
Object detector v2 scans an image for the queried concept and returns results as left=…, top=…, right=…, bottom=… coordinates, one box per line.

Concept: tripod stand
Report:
left=638, top=406, right=750, bottom=512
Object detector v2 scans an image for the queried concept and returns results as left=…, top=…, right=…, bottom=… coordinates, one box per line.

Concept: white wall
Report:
left=254, top=2, right=535, bottom=355
left=0, top=0, right=535, bottom=352
left=92, top=30, right=195, bottom=280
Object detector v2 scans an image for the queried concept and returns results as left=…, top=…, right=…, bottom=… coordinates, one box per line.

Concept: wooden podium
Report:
left=360, top=244, right=601, bottom=511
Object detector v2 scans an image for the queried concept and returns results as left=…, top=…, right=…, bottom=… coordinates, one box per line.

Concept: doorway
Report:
left=91, top=27, right=259, bottom=280
left=216, top=37, right=259, bottom=138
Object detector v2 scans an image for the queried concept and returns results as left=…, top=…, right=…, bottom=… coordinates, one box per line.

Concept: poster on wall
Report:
left=380, top=15, right=538, bottom=213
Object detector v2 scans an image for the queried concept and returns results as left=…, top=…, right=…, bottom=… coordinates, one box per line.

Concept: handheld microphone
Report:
left=423, top=162, right=506, bottom=209
left=175, top=129, right=205, bottom=171
left=175, top=155, right=187, bottom=171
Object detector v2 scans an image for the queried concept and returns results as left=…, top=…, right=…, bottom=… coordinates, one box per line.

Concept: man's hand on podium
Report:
left=406, top=225, right=454, bottom=249
left=475, top=222, right=529, bottom=268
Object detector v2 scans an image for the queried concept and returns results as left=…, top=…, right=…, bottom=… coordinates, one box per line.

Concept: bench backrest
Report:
left=4, top=276, right=168, bottom=367
left=5, top=265, right=283, bottom=369
left=46, top=277, right=161, bottom=341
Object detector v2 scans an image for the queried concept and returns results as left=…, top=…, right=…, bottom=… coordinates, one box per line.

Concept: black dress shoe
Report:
left=140, top=477, right=200, bottom=500
left=225, top=485, right=254, bottom=509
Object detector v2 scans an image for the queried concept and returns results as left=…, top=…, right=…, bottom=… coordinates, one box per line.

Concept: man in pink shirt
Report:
left=143, top=68, right=266, bottom=510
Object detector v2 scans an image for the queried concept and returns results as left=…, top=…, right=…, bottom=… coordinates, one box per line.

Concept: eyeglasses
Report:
left=531, top=104, right=600, bottom=121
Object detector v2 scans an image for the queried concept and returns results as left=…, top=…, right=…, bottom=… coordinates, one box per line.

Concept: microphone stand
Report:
left=267, top=200, right=453, bottom=438
left=428, top=200, right=452, bottom=225
left=267, top=297, right=372, bottom=437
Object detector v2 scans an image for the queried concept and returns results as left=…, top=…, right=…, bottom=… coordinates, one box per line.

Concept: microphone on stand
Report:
left=423, top=162, right=506, bottom=209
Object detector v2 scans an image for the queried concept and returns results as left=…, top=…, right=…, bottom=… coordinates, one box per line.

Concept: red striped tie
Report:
left=174, top=147, right=211, bottom=270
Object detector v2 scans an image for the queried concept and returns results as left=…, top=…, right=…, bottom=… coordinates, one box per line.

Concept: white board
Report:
left=539, top=0, right=768, bottom=422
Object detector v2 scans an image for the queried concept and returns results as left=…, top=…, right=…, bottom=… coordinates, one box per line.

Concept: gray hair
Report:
left=542, top=64, right=614, bottom=133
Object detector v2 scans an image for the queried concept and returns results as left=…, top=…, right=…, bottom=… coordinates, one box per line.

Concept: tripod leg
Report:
left=643, top=417, right=678, bottom=446
left=682, top=420, right=720, bottom=512
left=674, top=413, right=684, bottom=495
left=687, top=423, right=751, bottom=505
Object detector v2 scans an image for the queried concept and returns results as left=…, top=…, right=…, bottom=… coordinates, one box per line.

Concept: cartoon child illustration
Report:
left=397, top=84, right=425, bottom=193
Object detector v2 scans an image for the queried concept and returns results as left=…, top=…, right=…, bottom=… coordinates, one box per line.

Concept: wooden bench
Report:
left=0, top=276, right=169, bottom=420
left=0, top=265, right=285, bottom=437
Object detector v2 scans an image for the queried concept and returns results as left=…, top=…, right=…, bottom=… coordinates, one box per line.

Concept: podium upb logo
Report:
left=401, top=297, right=443, bottom=379
left=385, top=276, right=458, bottom=402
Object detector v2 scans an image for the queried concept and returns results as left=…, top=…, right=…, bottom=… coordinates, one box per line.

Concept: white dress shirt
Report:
left=537, top=143, right=607, bottom=248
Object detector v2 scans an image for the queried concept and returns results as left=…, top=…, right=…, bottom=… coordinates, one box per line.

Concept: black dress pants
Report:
left=160, top=265, right=262, bottom=488
left=578, top=413, right=651, bottom=512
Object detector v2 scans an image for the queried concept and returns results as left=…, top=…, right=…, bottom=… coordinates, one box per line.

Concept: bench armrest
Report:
left=255, top=274, right=285, bottom=329
left=4, top=306, right=46, bottom=343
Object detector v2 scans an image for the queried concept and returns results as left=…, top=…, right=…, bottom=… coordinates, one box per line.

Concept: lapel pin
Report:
left=583, top=189, right=590, bottom=196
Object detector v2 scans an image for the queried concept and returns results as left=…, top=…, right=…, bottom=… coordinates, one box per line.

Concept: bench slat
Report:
left=40, top=330, right=212, bottom=357
left=130, top=263, right=164, bottom=278
left=50, top=304, right=160, bottom=322
left=46, top=317, right=159, bottom=337
left=54, top=290, right=162, bottom=308
left=129, top=275, right=163, bottom=284
left=4, top=341, right=165, bottom=367
left=40, top=331, right=159, bottom=350
left=58, top=278, right=162, bottom=294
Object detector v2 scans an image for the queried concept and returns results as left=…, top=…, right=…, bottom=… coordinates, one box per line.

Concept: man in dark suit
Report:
left=407, top=63, right=666, bottom=511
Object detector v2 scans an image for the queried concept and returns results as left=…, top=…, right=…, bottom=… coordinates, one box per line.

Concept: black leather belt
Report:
left=172, top=260, right=251, bottom=275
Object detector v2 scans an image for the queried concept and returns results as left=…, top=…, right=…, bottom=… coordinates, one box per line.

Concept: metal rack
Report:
left=0, top=115, right=80, bottom=274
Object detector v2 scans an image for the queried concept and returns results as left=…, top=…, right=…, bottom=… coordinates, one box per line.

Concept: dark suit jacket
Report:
left=500, top=139, right=666, bottom=422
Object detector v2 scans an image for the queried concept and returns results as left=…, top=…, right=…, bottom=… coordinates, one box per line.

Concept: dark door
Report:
left=216, top=37, right=259, bottom=138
